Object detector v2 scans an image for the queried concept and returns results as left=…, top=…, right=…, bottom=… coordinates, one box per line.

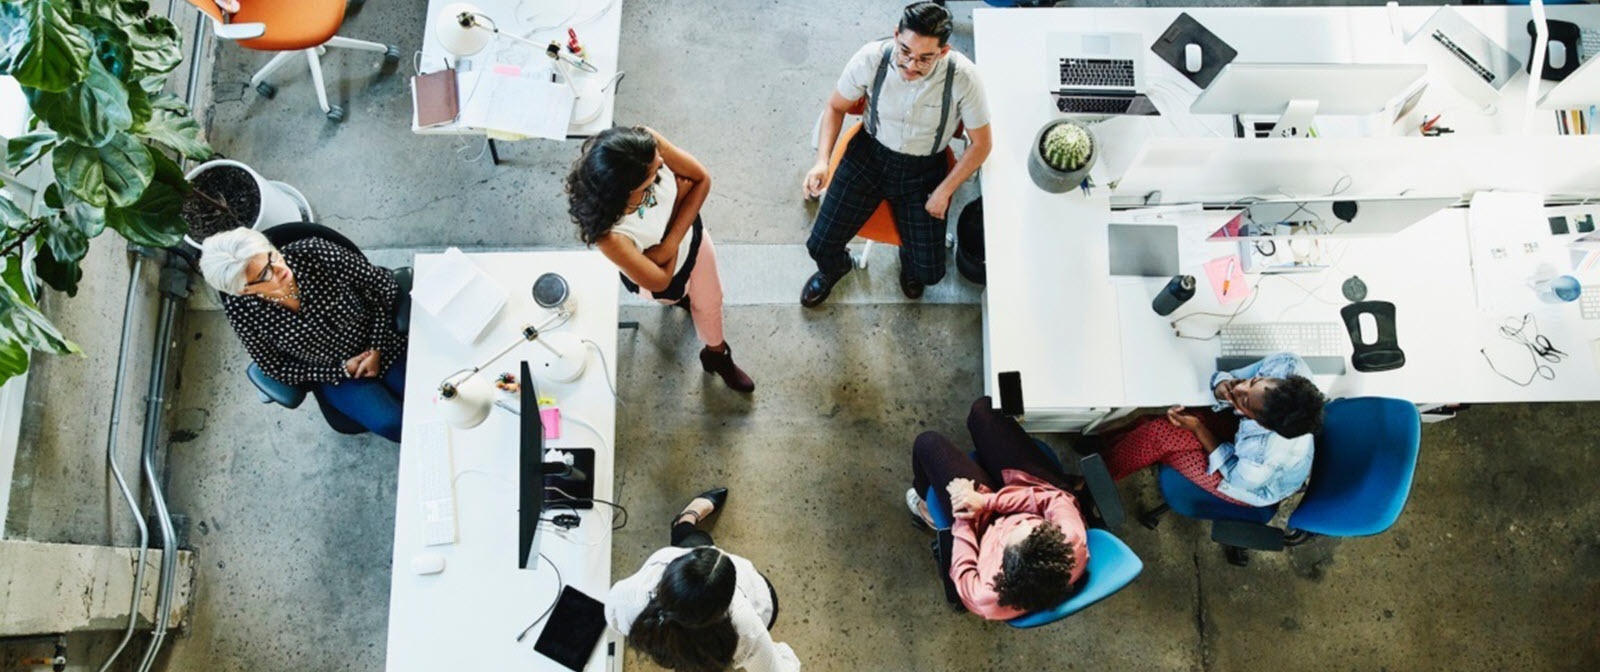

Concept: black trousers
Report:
left=807, top=132, right=950, bottom=284
left=912, top=397, right=1075, bottom=517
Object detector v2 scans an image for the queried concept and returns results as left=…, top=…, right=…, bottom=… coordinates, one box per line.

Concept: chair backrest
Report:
left=1006, top=528, right=1143, bottom=628
left=184, top=0, right=225, bottom=23
left=260, top=222, right=366, bottom=260
left=1156, top=466, right=1277, bottom=524
left=1287, top=397, right=1421, bottom=537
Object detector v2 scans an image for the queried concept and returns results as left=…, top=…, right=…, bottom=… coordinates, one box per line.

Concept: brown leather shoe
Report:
left=800, top=271, right=843, bottom=308
left=700, top=344, right=755, bottom=393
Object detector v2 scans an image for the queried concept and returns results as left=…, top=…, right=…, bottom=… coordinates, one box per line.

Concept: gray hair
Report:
left=199, top=227, right=277, bottom=295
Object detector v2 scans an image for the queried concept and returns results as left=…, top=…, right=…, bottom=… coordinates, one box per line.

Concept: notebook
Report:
left=412, top=68, right=459, bottom=128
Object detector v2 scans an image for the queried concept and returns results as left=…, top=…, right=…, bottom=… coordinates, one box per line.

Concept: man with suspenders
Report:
left=801, top=1, right=993, bottom=307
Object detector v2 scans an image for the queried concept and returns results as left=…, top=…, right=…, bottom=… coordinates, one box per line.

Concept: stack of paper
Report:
left=457, top=64, right=576, bottom=140
left=411, top=248, right=508, bottom=345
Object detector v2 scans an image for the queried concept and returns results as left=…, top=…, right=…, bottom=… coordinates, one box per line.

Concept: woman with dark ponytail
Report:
left=565, top=126, right=754, bottom=393
left=606, top=488, right=798, bottom=671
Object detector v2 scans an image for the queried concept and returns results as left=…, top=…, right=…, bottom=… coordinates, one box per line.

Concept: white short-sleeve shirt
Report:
left=836, top=39, right=990, bottom=156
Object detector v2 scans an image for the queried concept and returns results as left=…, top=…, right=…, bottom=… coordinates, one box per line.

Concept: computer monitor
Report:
left=1538, top=55, right=1600, bottom=110
left=1191, top=63, right=1428, bottom=138
left=1208, top=196, right=1458, bottom=240
left=518, top=360, right=543, bottom=570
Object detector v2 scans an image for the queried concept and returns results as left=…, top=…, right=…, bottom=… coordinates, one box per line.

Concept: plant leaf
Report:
left=52, top=131, right=153, bottom=208
left=0, top=193, right=27, bottom=227
left=0, top=2, right=26, bottom=76
left=34, top=223, right=85, bottom=295
left=5, top=130, right=58, bottom=172
left=59, top=189, right=105, bottom=239
left=136, top=106, right=210, bottom=160
left=77, top=13, right=132, bottom=82
left=126, top=14, right=180, bottom=76
left=106, top=173, right=183, bottom=247
left=0, top=335, right=31, bottom=385
left=0, top=256, right=81, bottom=381
left=24, top=55, right=132, bottom=147
left=125, top=82, right=150, bottom=126
left=7, top=0, right=92, bottom=92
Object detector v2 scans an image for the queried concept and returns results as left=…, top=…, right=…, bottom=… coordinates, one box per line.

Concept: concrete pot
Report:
left=1027, top=121, right=1096, bottom=194
left=182, top=159, right=312, bottom=248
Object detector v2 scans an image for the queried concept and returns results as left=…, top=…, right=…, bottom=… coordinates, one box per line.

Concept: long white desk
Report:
left=414, top=0, right=624, bottom=137
left=387, top=251, right=620, bottom=671
left=975, top=6, right=1600, bottom=430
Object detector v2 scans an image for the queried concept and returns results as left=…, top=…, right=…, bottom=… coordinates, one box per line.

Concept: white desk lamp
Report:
left=435, top=302, right=587, bottom=429
left=435, top=2, right=582, bottom=97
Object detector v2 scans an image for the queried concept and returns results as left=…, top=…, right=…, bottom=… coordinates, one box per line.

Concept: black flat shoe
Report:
left=675, top=487, right=729, bottom=526
left=801, top=271, right=842, bottom=308
left=900, top=271, right=925, bottom=300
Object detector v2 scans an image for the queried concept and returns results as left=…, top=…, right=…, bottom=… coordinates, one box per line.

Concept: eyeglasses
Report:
left=895, top=39, right=941, bottom=68
left=247, top=252, right=277, bottom=287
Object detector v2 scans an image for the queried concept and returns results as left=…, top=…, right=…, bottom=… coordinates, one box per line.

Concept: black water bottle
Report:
left=1152, top=274, right=1196, bottom=316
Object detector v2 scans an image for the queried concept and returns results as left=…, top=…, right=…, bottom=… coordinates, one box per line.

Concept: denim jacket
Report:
left=1206, top=353, right=1316, bottom=507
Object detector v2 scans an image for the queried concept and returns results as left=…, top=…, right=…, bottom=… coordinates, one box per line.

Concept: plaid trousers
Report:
left=806, top=132, right=950, bottom=284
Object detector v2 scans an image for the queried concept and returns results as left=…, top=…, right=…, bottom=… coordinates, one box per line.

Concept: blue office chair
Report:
left=925, top=440, right=1143, bottom=627
left=1140, top=397, right=1421, bottom=566
left=241, top=222, right=412, bottom=436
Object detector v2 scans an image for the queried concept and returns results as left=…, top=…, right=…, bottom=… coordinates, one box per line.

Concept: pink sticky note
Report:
left=540, top=407, right=560, bottom=439
left=492, top=64, right=523, bottom=76
left=1202, top=254, right=1250, bottom=304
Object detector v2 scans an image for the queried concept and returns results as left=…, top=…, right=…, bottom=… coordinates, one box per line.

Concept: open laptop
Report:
left=1406, top=7, right=1520, bottom=106
left=1047, top=32, right=1159, bottom=116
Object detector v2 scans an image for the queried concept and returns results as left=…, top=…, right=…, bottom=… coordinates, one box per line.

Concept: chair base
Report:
left=249, top=37, right=400, bottom=120
left=1225, top=545, right=1250, bottom=567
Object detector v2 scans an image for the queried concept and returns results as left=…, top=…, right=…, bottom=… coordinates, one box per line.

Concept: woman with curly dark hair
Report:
left=905, top=397, right=1090, bottom=619
left=565, top=126, right=753, bottom=392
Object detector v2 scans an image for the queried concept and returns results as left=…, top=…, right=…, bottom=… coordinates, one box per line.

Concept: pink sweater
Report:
left=949, top=470, right=1089, bottom=620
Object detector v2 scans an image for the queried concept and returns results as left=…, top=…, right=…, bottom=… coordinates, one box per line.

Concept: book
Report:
left=412, top=67, right=459, bottom=128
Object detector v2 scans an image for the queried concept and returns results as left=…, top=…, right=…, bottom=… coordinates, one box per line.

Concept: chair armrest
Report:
left=1077, top=453, right=1126, bottom=530
left=214, top=22, right=266, bottom=41
left=390, top=267, right=413, bottom=334
left=1210, top=519, right=1287, bottom=551
left=247, top=362, right=306, bottom=409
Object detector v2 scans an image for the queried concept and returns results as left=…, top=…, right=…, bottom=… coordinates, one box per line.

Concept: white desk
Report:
left=414, top=0, right=624, bottom=138
left=974, top=6, right=1600, bottom=430
left=387, top=251, right=620, bottom=671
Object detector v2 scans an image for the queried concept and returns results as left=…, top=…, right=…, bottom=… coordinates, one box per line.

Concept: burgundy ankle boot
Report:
left=699, top=344, right=755, bottom=393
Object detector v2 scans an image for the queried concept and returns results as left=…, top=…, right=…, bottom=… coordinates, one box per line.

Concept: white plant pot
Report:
left=182, top=159, right=311, bottom=248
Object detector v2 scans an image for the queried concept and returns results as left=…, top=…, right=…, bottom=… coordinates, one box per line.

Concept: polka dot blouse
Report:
left=221, top=238, right=408, bottom=386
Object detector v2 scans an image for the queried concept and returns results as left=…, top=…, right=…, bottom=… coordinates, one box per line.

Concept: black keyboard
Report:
left=1059, top=58, right=1136, bottom=88
left=1056, top=95, right=1134, bottom=114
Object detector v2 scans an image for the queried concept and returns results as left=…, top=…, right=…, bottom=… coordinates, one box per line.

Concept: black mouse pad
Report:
left=532, top=586, right=607, bottom=671
left=1150, top=12, right=1237, bottom=89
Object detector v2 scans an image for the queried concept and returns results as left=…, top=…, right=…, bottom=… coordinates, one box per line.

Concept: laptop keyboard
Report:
left=1056, top=95, right=1134, bottom=114
left=1059, top=58, right=1136, bottom=88
left=1432, top=30, right=1495, bottom=83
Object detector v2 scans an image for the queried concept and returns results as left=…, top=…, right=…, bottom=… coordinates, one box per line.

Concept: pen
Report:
left=1222, top=258, right=1236, bottom=296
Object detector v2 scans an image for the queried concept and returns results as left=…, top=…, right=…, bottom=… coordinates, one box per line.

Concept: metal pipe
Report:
left=95, top=251, right=152, bottom=672
left=133, top=261, right=188, bottom=672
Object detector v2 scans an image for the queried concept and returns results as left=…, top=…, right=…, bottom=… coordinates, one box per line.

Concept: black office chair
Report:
left=239, top=222, right=411, bottom=435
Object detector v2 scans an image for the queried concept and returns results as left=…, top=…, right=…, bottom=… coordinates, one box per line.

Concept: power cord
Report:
left=1479, top=313, right=1565, bottom=386
left=1171, top=280, right=1265, bottom=340
left=583, top=339, right=620, bottom=402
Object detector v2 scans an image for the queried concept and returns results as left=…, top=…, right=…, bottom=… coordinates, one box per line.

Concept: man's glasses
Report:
left=247, top=252, right=277, bottom=287
left=896, top=40, right=940, bottom=68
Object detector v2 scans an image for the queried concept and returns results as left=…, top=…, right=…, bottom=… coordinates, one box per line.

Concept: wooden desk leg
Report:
left=488, top=139, right=501, bottom=165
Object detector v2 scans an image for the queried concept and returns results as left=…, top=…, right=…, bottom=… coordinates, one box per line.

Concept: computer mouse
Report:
left=1549, top=41, right=1568, bottom=70
left=1184, top=43, right=1203, bottom=73
left=411, top=552, right=446, bottom=575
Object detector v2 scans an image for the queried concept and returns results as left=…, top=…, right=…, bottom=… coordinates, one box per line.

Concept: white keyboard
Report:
left=1582, top=29, right=1600, bottom=62
left=417, top=420, right=458, bottom=546
left=1582, top=286, right=1600, bottom=320
left=1220, top=322, right=1346, bottom=358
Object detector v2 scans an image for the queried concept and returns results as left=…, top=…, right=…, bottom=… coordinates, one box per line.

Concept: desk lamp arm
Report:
left=437, top=310, right=571, bottom=397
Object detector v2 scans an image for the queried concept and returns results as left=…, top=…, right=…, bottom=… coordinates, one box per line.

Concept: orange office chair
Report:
left=187, top=1, right=398, bottom=121
left=820, top=98, right=961, bottom=269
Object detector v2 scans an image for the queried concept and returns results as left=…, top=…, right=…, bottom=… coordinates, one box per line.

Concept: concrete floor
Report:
left=5, top=1, right=1600, bottom=671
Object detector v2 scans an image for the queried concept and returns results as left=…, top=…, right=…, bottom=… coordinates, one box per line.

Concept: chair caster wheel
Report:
left=384, top=45, right=401, bottom=63
left=256, top=82, right=276, bottom=99
left=1225, top=546, right=1250, bottom=567
left=1283, top=528, right=1313, bottom=547
left=326, top=105, right=345, bottom=122
left=1138, top=513, right=1162, bottom=530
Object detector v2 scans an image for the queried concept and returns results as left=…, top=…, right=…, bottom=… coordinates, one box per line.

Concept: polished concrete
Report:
left=5, top=1, right=1600, bottom=671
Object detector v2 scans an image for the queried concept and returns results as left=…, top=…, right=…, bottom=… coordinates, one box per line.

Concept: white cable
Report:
left=582, top=339, right=620, bottom=402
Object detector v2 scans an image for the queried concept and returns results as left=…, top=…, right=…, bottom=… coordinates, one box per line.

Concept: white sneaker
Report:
left=905, top=488, right=934, bottom=531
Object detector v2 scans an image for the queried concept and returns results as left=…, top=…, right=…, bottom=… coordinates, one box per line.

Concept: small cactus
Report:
left=1041, top=123, right=1092, bottom=171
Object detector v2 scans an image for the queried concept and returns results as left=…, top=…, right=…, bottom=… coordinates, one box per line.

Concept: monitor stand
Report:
left=1268, top=99, right=1318, bottom=138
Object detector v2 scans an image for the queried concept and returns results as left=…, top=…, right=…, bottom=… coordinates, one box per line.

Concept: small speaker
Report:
left=532, top=273, right=569, bottom=309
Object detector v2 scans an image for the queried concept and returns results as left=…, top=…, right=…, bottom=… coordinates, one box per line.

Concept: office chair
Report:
left=1140, top=397, right=1422, bottom=566
left=242, top=222, right=413, bottom=435
left=924, top=440, right=1143, bottom=628
left=813, top=99, right=961, bottom=270
left=186, top=0, right=399, bottom=121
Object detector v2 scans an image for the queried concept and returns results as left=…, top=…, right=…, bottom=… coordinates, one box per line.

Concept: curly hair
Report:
left=565, top=126, right=658, bottom=245
left=627, top=548, right=738, bottom=672
left=992, top=521, right=1079, bottom=612
left=1257, top=374, right=1326, bottom=438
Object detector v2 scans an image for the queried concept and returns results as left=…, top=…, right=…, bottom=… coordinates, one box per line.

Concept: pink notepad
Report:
left=1203, top=254, right=1250, bottom=304
left=541, top=407, right=561, bottom=439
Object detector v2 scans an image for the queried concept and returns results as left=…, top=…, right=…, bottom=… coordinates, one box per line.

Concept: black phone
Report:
left=998, top=371, right=1024, bottom=417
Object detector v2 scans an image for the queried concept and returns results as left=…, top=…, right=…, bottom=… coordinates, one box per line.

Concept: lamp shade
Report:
left=436, top=2, right=494, bottom=57
left=437, top=375, right=493, bottom=429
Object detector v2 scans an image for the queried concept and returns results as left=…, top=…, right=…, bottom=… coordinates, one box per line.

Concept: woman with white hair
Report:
left=199, top=227, right=408, bottom=442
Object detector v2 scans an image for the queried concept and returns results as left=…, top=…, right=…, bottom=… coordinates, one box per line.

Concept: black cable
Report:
left=1479, top=313, right=1564, bottom=386
left=543, top=495, right=630, bottom=530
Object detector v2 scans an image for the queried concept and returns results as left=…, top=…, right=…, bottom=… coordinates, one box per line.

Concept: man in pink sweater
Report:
left=907, top=397, right=1090, bottom=620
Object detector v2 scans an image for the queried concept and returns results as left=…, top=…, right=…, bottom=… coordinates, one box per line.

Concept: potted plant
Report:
left=0, top=0, right=212, bottom=384
left=1028, top=120, right=1096, bottom=193
left=181, top=158, right=310, bottom=248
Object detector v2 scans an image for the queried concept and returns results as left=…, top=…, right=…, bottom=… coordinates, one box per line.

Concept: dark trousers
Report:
left=911, top=397, right=1075, bottom=516
left=316, top=357, right=407, bottom=442
left=668, top=518, right=780, bottom=629
left=807, top=132, right=950, bottom=285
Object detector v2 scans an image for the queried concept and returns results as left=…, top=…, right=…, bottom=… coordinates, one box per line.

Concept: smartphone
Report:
left=997, top=371, right=1024, bottom=417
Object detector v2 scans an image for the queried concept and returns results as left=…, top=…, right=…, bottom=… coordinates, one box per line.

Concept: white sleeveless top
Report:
left=610, top=169, right=694, bottom=277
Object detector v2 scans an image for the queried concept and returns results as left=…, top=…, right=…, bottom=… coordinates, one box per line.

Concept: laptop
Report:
left=1047, top=32, right=1159, bottom=116
left=1406, top=7, right=1521, bottom=106
left=1108, top=224, right=1179, bottom=277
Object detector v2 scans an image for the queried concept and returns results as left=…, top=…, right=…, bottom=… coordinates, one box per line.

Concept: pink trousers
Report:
left=1102, top=415, right=1249, bottom=505
left=633, top=233, right=726, bottom=347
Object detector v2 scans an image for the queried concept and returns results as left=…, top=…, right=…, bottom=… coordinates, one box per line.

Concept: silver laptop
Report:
left=1047, top=32, right=1159, bottom=116
left=1406, top=7, right=1520, bottom=106
left=1108, top=224, right=1179, bottom=277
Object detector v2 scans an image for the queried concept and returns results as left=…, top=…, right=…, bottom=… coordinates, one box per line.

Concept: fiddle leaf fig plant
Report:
left=0, top=0, right=212, bottom=385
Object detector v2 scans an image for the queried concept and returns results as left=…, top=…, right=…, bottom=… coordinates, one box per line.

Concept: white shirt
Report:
left=606, top=547, right=800, bottom=672
left=610, top=168, right=694, bottom=277
left=836, top=39, right=990, bottom=156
